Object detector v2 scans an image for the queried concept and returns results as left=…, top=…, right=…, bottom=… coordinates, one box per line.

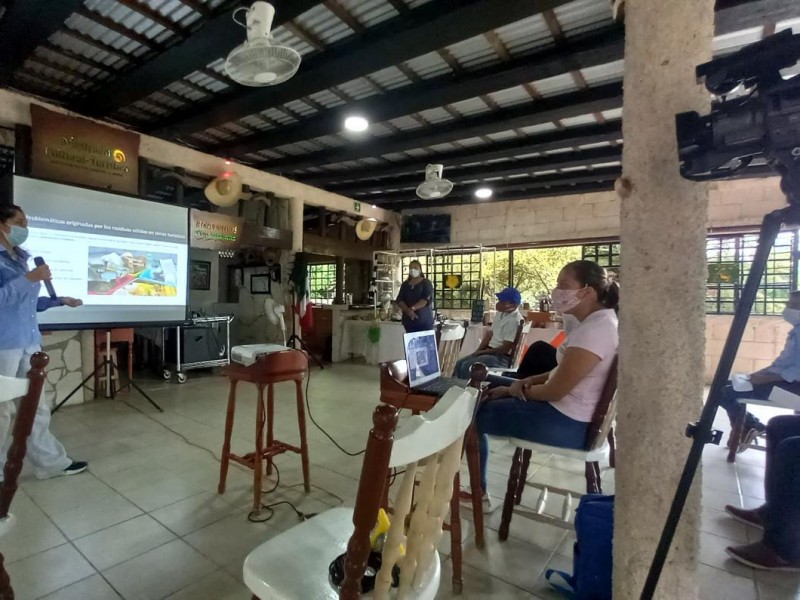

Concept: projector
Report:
left=231, top=343, right=290, bottom=366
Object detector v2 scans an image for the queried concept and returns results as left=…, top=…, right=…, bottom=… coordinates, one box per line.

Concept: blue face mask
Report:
left=4, top=224, right=29, bottom=247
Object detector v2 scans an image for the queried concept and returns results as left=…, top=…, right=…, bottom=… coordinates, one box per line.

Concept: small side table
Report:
left=218, top=350, right=310, bottom=513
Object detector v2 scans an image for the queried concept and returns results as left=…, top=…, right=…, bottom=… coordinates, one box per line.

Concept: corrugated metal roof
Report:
left=554, top=0, right=614, bottom=38
left=403, top=51, right=452, bottom=80
left=533, top=73, right=578, bottom=98
left=448, top=97, right=494, bottom=117
left=488, top=85, right=536, bottom=109
left=579, top=59, right=624, bottom=86
left=494, top=14, right=554, bottom=56
left=293, top=4, right=355, bottom=46
left=446, top=34, right=498, bottom=71
left=338, top=0, right=399, bottom=28
left=714, top=27, right=763, bottom=52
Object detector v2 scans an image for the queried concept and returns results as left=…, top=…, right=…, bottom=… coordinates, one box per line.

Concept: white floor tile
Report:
left=164, top=570, right=250, bottom=600
left=73, top=514, right=176, bottom=571
left=0, top=495, right=67, bottom=563
left=40, top=574, right=121, bottom=600
left=49, top=494, right=143, bottom=540
left=103, top=539, right=216, bottom=600
left=6, top=544, right=95, bottom=600
left=150, top=491, right=239, bottom=536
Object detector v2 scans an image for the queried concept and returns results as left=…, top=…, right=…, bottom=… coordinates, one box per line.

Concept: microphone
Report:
left=33, top=256, right=58, bottom=300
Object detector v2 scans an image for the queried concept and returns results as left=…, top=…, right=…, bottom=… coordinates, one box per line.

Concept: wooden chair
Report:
left=436, top=322, right=466, bottom=377
left=243, top=383, right=481, bottom=599
left=497, top=356, right=618, bottom=537
left=509, top=321, right=532, bottom=370
left=0, top=352, right=49, bottom=599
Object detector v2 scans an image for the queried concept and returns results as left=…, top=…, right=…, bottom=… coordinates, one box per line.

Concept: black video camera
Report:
left=675, top=29, right=800, bottom=183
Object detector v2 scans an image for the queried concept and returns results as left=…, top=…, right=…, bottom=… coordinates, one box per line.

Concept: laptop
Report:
left=403, top=330, right=468, bottom=396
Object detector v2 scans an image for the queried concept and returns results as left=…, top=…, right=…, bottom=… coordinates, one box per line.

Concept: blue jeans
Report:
left=454, top=354, right=510, bottom=379
left=764, top=415, right=800, bottom=561
left=718, top=381, right=800, bottom=425
left=475, top=398, right=588, bottom=491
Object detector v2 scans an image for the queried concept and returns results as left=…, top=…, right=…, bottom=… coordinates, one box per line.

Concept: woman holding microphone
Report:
left=0, top=205, right=87, bottom=480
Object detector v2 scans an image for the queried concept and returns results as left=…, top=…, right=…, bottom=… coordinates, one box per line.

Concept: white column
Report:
left=614, top=1, right=714, bottom=598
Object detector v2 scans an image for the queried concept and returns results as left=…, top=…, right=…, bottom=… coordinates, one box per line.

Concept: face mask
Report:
left=409, top=269, right=420, bottom=278
left=3, top=224, right=28, bottom=247
left=552, top=288, right=582, bottom=313
left=783, top=307, right=800, bottom=325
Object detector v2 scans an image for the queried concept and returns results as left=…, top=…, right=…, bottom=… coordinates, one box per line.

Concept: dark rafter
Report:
left=331, top=146, right=622, bottom=196
left=212, top=26, right=625, bottom=158
left=385, top=181, right=618, bottom=210
left=72, top=0, right=321, bottom=118
left=298, top=122, right=623, bottom=185
left=0, top=0, right=86, bottom=85
left=150, top=0, right=575, bottom=138
left=258, top=83, right=623, bottom=172
left=373, top=167, right=623, bottom=204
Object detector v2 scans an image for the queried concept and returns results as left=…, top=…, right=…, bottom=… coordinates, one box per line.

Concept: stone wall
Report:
left=40, top=330, right=87, bottom=408
left=705, top=315, right=792, bottom=382
left=403, top=177, right=786, bottom=247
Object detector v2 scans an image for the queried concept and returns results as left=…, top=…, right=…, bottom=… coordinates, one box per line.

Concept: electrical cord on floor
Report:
left=304, top=366, right=366, bottom=457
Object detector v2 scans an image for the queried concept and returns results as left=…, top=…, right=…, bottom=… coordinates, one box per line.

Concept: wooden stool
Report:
left=97, top=348, right=120, bottom=397
left=218, top=350, right=310, bottom=513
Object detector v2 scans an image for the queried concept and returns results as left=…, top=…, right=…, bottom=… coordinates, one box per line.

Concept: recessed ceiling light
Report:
left=344, top=116, right=369, bottom=132
left=475, top=187, right=493, bottom=199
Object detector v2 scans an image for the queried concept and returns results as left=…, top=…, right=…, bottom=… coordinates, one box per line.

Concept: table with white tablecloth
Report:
left=338, top=320, right=406, bottom=365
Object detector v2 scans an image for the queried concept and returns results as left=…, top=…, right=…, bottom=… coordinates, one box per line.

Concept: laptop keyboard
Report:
left=414, top=376, right=469, bottom=396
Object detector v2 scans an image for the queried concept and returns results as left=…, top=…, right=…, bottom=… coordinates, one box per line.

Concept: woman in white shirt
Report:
left=476, top=260, right=619, bottom=499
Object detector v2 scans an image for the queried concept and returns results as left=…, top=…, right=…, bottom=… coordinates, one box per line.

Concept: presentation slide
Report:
left=13, top=176, right=189, bottom=328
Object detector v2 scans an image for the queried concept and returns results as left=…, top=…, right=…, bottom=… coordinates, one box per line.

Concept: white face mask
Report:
left=409, top=269, right=421, bottom=278
left=551, top=288, right=582, bottom=313
left=783, top=307, right=800, bottom=325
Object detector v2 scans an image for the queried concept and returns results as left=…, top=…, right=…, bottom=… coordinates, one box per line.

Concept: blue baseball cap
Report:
left=496, top=287, right=522, bottom=305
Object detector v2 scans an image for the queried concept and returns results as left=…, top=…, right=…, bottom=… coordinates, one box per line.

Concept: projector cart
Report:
left=161, top=315, right=233, bottom=383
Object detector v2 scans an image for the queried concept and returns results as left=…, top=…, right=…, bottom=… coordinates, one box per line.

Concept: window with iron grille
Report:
left=582, top=243, right=621, bottom=272
left=308, top=263, right=337, bottom=305
left=401, top=253, right=484, bottom=310
left=705, top=231, right=797, bottom=315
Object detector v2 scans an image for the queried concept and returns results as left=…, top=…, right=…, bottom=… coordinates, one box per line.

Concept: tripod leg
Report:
left=111, top=361, right=163, bottom=412
left=641, top=208, right=786, bottom=599
left=51, top=360, right=108, bottom=413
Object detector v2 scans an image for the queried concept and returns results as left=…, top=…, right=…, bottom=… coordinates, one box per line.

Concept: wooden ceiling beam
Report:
left=150, top=0, right=575, bottom=138
left=71, top=0, right=321, bottom=117
left=212, top=28, right=624, bottom=157
left=255, top=82, right=623, bottom=171
left=297, top=121, right=622, bottom=184
left=0, top=0, right=85, bottom=85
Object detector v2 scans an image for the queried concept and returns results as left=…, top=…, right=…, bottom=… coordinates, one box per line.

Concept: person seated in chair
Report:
left=718, top=291, right=800, bottom=451
left=453, top=287, right=522, bottom=379
left=474, top=261, right=619, bottom=508
left=725, top=414, right=800, bottom=571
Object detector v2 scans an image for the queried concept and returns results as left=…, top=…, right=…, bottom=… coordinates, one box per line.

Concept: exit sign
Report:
left=354, top=201, right=361, bottom=213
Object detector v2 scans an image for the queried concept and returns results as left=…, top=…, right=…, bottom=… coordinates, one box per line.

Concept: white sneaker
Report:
left=459, top=488, right=500, bottom=514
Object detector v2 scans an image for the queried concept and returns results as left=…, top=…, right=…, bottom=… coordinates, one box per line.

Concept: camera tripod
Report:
left=642, top=163, right=800, bottom=598
left=52, top=330, right=163, bottom=413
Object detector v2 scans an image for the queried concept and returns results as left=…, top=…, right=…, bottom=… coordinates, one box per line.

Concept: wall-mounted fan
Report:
left=264, top=296, right=287, bottom=345
left=416, top=164, right=454, bottom=200
left=225, top=2, right=301, bottom=87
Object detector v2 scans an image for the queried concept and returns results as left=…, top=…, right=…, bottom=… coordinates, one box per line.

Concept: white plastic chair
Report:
left=243, top=384, right=479, bottom=600
left=0, top=352, right=49, bottom=598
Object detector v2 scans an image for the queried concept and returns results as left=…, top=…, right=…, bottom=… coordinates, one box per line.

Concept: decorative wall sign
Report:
left=190, top=260, right=212, bottom=291
left=190, top=208, right=244, bottom=250
left=30, top=105, right=140, bottom=194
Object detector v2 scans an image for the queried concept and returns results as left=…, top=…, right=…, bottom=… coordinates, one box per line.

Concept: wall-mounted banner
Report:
left=191, top=208, right=244, bottom=250
left=30, top=105, right=140, bottom=194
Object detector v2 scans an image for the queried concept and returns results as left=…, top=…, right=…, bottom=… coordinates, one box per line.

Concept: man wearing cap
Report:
left=454, top=287, right=522, bottom=379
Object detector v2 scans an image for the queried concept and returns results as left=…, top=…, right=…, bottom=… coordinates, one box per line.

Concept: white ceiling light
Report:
left=475, top=187, right=493, bottom=199
left=344, top=116, right=369, bottom=132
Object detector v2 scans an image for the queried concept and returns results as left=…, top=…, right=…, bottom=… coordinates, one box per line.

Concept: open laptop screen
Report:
left=404, top=330, right=442, bottom=387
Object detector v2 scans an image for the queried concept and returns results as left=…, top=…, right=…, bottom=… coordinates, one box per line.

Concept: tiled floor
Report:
left=2, top=363, right=799, bottom=599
